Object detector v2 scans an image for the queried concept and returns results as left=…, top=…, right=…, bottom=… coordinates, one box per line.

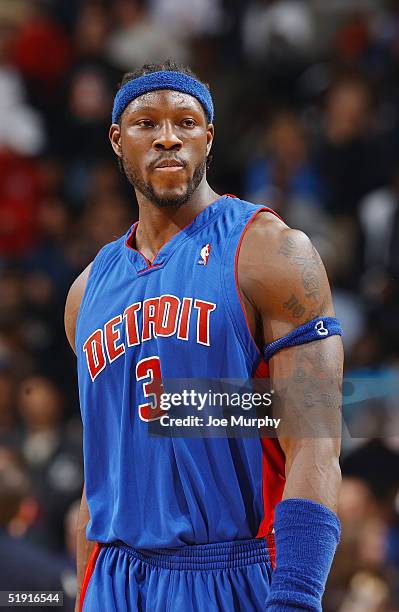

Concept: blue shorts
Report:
left=81, top=538, right=273, bottom=611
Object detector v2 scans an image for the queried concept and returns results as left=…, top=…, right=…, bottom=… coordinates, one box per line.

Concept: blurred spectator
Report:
left=338, top=571, right=391, bottom=612
left=359, top=182, right=398, bottom=272
left=244, top=111, right=323, bottom=214
left=0, top=19, right=45, bottom=155
left=0, top=0, right=33, bottom=25
left=0, top=447, right=74, bottom=610
left=107, top=0, right=189, bottom=71
left=390, top=204, right=399, bottom=282
left=316, top=75, right=389, bottom=216
left=326, top=474, right=398, bottom=611
left=56, top=65, right=114, bottom=206
left=25, top=195, right=76, bottom=296
left=17, top=376, right=83, bottom=550
left=333, top=10, right=371, bottom=66
left=61, top=499, right=81, bottom=602
left=242, top=0, right=315, bottom=64
left=0, top=269, right=36, bottom=386
left=148, top=0, right=224, bottom=37
left=314, top=75, right=392, bottom=288
left=0, top=152, right=43, bottom=256
left=10, top=2, right=72, bottom=99
left=342, top=439, right=399, bottom=503
left=332, top=289, right=366, bottom=355
left=0, top=269, right=24, bottom=332
left=0, top=368, right=18, bottom=446
left=73, top=2, right=110, bottom=64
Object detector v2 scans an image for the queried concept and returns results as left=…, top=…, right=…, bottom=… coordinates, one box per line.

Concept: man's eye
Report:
left=182, top=119, right=196, bottom=128
left=137, top=120, right=154, bottom=127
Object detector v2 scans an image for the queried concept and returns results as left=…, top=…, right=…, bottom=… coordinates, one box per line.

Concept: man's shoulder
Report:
left=64, top=263, right=93, bottom=354
left=64, top=231, right=129, bottom=352
left=237, top=207, right=329, bottom=322
left=240, top=207, right=311, bottom=262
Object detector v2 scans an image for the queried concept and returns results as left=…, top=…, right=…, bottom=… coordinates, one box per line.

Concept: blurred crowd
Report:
left=0, top=0, right=399, bottom=610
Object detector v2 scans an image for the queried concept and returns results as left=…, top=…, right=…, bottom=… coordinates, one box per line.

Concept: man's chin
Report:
left=152, top=193, right=191, bottom=209
left=144, top=185, right=192, bottom=209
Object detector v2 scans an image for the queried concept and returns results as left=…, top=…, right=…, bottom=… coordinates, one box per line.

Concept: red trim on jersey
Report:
left=233, top=206, right=285, bottom=567
left=253, top=358, right=286, bottom=570
left=254, top=357, right=269, bottom=378
left=234, top=206, right=283, bottom=359
left=126, top=223, right=152, bottom=266
left=138, top=265, right=162, bottom=274
left=265, top=532, right=276, bottom=569
left=79, top=543, right=101, bottom=612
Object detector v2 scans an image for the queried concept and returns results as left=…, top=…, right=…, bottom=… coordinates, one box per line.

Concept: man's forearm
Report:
left=273, top=334, right=343, bottom=509
left=266, top=336, right=343, bottom=610
left=75, top=486, right=95, bottom=612
left=282, top=439, right=341, bottom=512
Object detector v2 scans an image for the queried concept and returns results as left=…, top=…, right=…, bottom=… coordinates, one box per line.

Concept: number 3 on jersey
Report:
left=136, top=356, right=164, bottom=422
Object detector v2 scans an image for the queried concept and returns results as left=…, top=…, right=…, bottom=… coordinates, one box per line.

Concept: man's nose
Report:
left=153, top=121, right=183, bottom=151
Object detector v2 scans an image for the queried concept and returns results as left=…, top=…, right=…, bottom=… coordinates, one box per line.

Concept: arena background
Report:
left=0, top=0, right=398, bottom=610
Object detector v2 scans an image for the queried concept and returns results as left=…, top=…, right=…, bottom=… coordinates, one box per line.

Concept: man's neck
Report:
left=134, top=182, right=219, bottom=263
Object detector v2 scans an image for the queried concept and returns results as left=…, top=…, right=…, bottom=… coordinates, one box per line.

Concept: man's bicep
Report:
left=239, top=214, right=335, bottom=343
left=261, top=227, right=336, bottom=343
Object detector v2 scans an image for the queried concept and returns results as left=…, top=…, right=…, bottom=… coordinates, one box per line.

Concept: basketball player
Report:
left=65, top=61, right=344, bottom=611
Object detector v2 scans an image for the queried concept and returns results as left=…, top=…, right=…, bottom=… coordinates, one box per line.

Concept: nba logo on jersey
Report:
left=198, top=243, right=211, bottom=265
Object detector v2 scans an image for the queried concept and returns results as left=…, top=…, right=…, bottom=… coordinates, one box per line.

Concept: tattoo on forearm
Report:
left=274, top=340, right=343, bottom=438
left=279, top=236, right=323, bottom=303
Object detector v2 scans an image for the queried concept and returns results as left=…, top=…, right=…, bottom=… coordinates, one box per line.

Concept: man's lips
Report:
left=153, top=159, right=186, bottom=170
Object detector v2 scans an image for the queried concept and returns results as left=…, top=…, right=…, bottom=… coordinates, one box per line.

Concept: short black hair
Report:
left=118, top=59, right=211, bottom=95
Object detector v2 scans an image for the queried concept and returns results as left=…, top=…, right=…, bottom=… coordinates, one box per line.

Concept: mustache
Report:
left=149, top=155, right=187, bottom=170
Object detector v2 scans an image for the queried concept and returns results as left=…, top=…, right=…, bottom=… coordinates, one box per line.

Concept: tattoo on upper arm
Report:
left=283, top=294, right=306, bottom=318
left=279, top=235, right=323, bottom=304
left=308, top=299, right=328, bottom=320
left=283, top=293, right=329, bottom=322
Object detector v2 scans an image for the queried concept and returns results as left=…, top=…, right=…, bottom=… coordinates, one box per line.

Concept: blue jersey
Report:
left=76, top=195, right=285, bottom=553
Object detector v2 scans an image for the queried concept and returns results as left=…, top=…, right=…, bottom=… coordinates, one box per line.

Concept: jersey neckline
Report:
left=124, top=194, right=235, bottom=274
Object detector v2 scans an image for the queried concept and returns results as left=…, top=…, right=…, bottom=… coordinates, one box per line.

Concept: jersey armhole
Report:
left=220, top=206, right=283, bottom=372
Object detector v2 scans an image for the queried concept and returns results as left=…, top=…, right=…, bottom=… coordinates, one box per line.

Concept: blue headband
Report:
left=112, top=71, right=214, bottom=124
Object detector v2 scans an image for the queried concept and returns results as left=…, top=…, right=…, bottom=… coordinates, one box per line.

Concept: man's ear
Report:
left=206, top=124, right=214, bottom=157
left=109, top=124, right=122, bottom=158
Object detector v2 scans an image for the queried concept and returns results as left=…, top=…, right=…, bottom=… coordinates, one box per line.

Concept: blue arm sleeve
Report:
left=266, top=498, right=341, bottom=611
left=264, top=317, right=343, bottom=362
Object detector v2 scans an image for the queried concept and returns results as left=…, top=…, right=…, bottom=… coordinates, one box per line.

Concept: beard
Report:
left=121, top=154, right=207, bottom=209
